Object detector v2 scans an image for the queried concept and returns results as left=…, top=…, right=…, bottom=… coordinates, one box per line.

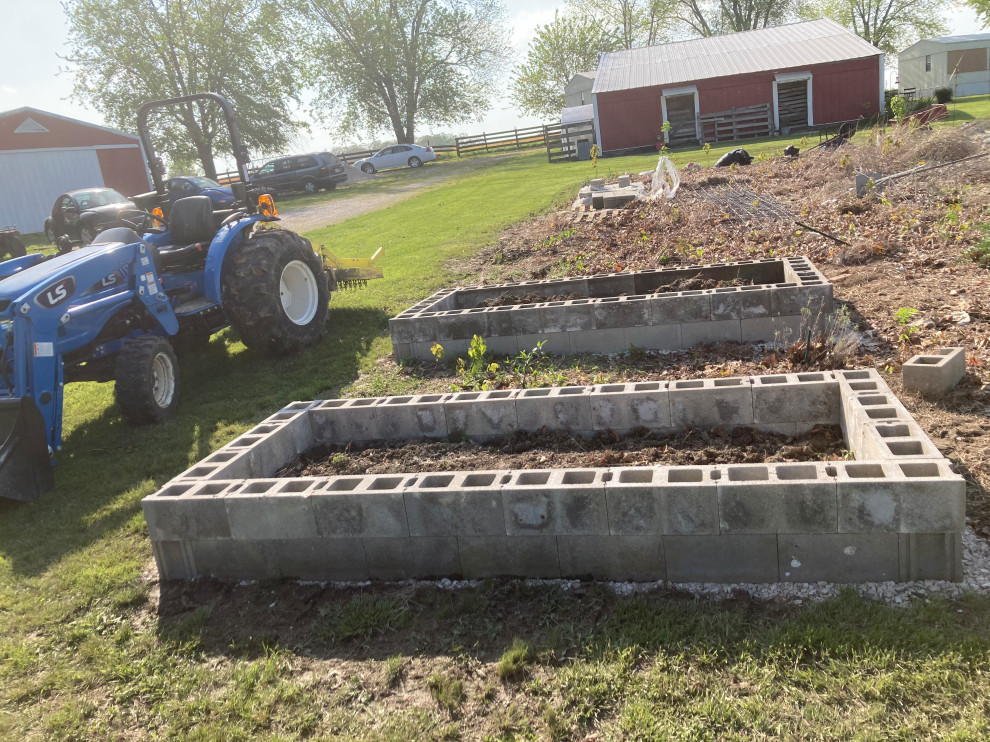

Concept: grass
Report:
left=3, top=99, right=990, bottom=737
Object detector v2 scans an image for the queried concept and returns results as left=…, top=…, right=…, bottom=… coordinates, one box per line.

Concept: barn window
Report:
left=925, top=55, right=931, bottom=72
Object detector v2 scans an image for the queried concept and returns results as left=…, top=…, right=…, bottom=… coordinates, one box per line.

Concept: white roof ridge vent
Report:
left=14, top=117, right=49, bottom=134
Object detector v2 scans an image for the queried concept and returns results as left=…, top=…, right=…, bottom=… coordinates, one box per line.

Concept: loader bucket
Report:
left=0, top=397, right=54, bottom=502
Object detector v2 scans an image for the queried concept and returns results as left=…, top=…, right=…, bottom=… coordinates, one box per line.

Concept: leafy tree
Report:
left=297, top=0, right=510, bottom=144
left=797, top=0, right=949, bottom=55
left=677, top=0, right=795, bottom=37
left=566, top=0, right=680, bottom=49
left=64, top=0, right=302, bottom=179
left=511, top=12, right=622, bottom=119
left=968, top=0, right=990, bottom=25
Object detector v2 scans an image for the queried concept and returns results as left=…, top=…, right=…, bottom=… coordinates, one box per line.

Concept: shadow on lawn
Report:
left=0, top=306, right=390, bottom=577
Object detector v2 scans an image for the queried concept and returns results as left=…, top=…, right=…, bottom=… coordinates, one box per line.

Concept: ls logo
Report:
left=36, top=277, right=76, bottom=309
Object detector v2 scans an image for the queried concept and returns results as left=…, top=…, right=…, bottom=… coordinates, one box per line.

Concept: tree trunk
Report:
left=194, top=137, right=218, bottom=180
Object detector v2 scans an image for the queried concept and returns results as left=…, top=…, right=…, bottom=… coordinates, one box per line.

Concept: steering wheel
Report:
left=121, top=211, right=168, bottom=234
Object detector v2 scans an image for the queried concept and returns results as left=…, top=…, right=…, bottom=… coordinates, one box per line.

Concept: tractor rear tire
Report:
left=0, top=235, right=26, bottom=260
left=115, top=336, right=180, bottom=425
left=222, top=229, right=329, bottom=355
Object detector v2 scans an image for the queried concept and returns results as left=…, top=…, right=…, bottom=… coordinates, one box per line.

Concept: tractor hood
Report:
left=0, top=242, right=133, bottom=308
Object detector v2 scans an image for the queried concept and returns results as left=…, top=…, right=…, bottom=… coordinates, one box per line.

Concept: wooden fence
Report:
left=699, top=103, right=774, bottom=142
left=454, top=125, right=547, bottom=155
left=543, top=121, right=596, bottom=164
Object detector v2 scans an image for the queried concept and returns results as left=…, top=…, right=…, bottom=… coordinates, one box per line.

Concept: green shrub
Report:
left=935, top=87, right=953, bottom=104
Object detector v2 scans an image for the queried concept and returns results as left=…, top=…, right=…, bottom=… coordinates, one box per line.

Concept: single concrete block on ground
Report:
left=668, top=378, right=754, bottom=428
left=898, top=532, right=963, bottom=581
left=902, top=347, right=966, bottom=397
left=458, top=536, right=561, bottom=578
left=680, top=319, right=741, bottom=347
left=364, top=537, right=461, bottom=579
left=274, top=538, right=369, bottom=580
left=718, top=462, right=837, bottom=534
left=152, top=540, right=197, bottom=580
left=778, top=533, right=898, bottom=582
left=557, top=535, right=665, bottom=580
left=190, top=539, right=280, bottom=580
left=664, top=534, right=779, bottom=583
left=503, top=469, right=609, bottom=535
left=404, top=471, right=506, bottom=537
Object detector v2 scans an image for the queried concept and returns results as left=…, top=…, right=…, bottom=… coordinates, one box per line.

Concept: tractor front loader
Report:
left=0, top=93, right=380, bottom=502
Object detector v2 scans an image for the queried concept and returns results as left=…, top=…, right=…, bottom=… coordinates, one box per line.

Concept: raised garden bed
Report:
left=389, top=257, right=832, bottom=361
left=143, top=369, right=964, bottom=584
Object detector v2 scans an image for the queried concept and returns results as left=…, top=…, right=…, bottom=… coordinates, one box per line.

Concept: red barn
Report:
left=592, top=19, right=884, bottom=153
left=0, top=107, right=150, bottom=233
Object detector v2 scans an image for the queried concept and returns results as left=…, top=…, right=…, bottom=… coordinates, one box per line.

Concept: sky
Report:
left=1, top=0, right=986, bottom=154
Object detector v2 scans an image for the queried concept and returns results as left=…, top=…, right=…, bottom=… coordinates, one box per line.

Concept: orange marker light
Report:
left=258, top=193, right=278, bottom=217
left=152, top=206, right=165, bottom=220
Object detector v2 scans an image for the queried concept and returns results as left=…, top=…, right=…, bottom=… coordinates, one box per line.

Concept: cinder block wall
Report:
left=144, top=370, right=964, bottom=584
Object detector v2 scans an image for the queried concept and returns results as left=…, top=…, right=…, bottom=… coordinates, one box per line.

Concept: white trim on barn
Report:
left=660, top=85, right=700, bottom=144
left=592, top=94, right=602, bottom=149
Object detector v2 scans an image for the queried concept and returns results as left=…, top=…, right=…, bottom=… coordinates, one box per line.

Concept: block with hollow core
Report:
left=502, top=469, right=609, bottom=536
left=404, top=471, right=507, bottom=537
left=902, top=347, right=966, bottom=397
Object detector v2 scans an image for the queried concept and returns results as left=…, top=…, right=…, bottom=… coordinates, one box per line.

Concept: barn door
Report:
left=776, top=80, right=809, bottom=131
left=664, top=94, right=699, bottom=145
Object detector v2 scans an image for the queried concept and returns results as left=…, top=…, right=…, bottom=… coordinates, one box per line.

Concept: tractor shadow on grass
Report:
left=0, top=306, right=390, bottom=577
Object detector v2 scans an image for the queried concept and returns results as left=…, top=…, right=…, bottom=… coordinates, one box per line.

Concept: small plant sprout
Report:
left=895, top=307, right=918, bottom=324
left=590, top=143, right=600, bottom=178
left=430, top=342, right=444, bottom=362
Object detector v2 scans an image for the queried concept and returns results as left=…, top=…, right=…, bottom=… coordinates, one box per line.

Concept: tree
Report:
left=64, top=0, right=302, bottom=179
left=566, top=0, right=680, bottom=49
left=798, top=0, right=949, bottom=56
left=967, top=0, right=990, bottom=25
left=677, top=0, right=794, bottom=37
left=511, top=12, right=622, bottom=119
left=297, top=0, right=510, bottom=144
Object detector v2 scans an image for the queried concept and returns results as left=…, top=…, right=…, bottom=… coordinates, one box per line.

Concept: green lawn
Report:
left=3, top=106, right=990, bottom=739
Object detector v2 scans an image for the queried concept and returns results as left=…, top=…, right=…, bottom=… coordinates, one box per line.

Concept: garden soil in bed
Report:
left=277, top=424, right=846, bottom=478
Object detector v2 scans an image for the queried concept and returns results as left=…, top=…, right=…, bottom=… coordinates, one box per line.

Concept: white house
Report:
left=898, top=34, right=990, bottom=97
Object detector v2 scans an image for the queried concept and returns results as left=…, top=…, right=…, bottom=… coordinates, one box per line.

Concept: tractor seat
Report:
left=156, top=196, right=218, bottom=272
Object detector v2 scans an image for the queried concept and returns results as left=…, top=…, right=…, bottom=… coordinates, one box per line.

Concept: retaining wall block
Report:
left=488, top=304, right=543, bottom=337
left=668, top=377, right=755, bottom=429
left=445, top=389, right=519, bottom=439
left=591, top=381, right=671, bottom=432
left=458, top=536, right=561, bottom=578
left=311, top=474, right=410, bottom=537
left=624, top=324, right=682, bottom=351
left=375, top=393, right=448, bottom=440
left=274, top=538, right=369, bottom=580
left=778, top=533, right=898, bottom=582
left=717, top=462, right=838, bottom=534
left=605, top=465, right=719, bottom=535
left=681, top=318, right=741, bottom=346
left=903, top=347, right=966, bottom=397
left=516, top=386, right=594, bottom=434
left=151, top=540, right=197, bottom=580
left=836, top=460, right=965, bottom=533
left=516, top=332, right=571, bottom=355
left=587, top=272, right=638, bottom=298
left=593, top=295, right=652, bottom=329
left=542, top=300, right=595, bottom=333
left=557, top=535, right=665, bottom=581
left=453, top=278, right=590, bottom=309
left=143, top=481, right=238, bottom=541
left=752, top=372, right=840, bottom=425
left=364, top=537, right=461, bottom=579
left=225, top=483, right=319, bottom=540
left=389, top=314, right=439, bottom=344
left=311, top=397, right=384, bottom=445
left=436, top=309, right=490, bottom=341
left=898, top=532, right=963, bottom=581
left=663, top=534, right=779, bottom=583
left=502, top=468, right=609, bottom=535
left=711, top=286, right=772, bottom=320
left=414, top=338, right=469, bottom=362
left=740, top=315, right=803, bottom=344
left=190, top=539, right=280, bottom=580
left=391, top=341, right=413, bottom=361
left=650, top=291, right=711, bottom=324
left=404, top=470, right=507, bottom=537
left=770, top=282, right=833, bottom=317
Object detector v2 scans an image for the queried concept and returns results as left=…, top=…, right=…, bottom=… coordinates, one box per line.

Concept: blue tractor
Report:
left=0, top=93, right=368, bottom=501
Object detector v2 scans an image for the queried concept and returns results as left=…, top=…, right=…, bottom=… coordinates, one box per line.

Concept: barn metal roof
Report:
left=592, top=19, right=882, bottom=95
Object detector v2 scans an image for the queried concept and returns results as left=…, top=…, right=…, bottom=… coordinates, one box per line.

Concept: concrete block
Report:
left=389, top=313, right=439, bottom=343
left=752, top=374, right=840, bottom=425
left=225, top=490, right=318, bottom=540
left=624, top=324, right=681, bottom=351
left=590, top=178, right=605, bottom=189
left=617, top=174, right=632, bottom=188
left=680, top=319, right=741, bottom=347
left=143, top=486, right=234, bottom=541
left=899, top=533, right=963, bottom=581
left=274, top=538, right=369, bottom=580
left=311, top=397, right=383, bottom=446
left=190, top=539, right=280, bottom=580
left=311, top=476, right=409, bottom=537
left=903, top=347, right=966, bottom=397
left=557, top=536, right=665, bottom=580
left=485, top=334, right=518, bottom=357
left=570, top=328, right=623, bottom=354
left=365, top=537, right=461, bottom=579
left=436, top=309, right=489, bottom=341
left=542, top=300, right=595, bottom=333
left=502, top=469, right=609, bottom=535
left=771, top=283, right=832, bottom=317
left=668, top=378, right=754, bottom=428
left=489, top=305, right=543, bottom=336
left=151, top=540, right=197, bottom=580
left=516, top=332, right=571, bottom=356
left=602, top=190, right=636, bottom=208
left=391, top=341, right=413, bottom=361
left=594, top=296, right=651, bottom=329
left=710, top=287, right=772, bottom=320
left=515, top=386, right=593, bottom=434
left=650, top=291, right=711, bottom=324
left=414, top=338, right=468, bottom=362
left=718, top=463, right=837, bottom=534
left=375, top=394, right=448, bottom=439
left=591, top=382, right=670, bottom=431
left=404, top=471, right=506, bottom=536
left=458, top=536, right=561, bottom=578
left=444, top=390, right=519, bottom=439
left=778, top=534, right=898, bottom=582
left=586, top=272, right=637, bottom=298
left=664, top=535, right=779, bottom=583
left=740, top=315, right=802, bottom=344
left=605, top=465, right=718, bottom=535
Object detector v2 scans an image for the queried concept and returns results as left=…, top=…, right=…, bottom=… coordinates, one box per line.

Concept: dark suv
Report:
left=249, top=152, right=348, bottom=194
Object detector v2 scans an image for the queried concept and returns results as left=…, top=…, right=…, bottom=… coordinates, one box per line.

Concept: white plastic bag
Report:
left=650, top=155, right=680, bottom=200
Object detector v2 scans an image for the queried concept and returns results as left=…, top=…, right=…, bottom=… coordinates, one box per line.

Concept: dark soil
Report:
left=277, top=425, right=846, bottom=478
left=655, top=274, right=755, bottom=292
left=475, top=292, right=584, bottom=307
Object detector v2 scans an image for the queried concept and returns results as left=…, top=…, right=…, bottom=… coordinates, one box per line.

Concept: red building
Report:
left=592, top=19, right=884, bottom=153
left=0, top=107, right=150, bottom=233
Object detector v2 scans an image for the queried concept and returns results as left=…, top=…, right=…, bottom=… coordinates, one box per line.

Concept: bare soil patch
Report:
left=277, top=425, right=846, bottom=478
left=475, top=292, right=584, bottom=307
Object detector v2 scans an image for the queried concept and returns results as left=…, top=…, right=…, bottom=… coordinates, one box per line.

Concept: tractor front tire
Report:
left=222, top=229, right=329, bottom=355
left=115, top=336, right=180, bottom=425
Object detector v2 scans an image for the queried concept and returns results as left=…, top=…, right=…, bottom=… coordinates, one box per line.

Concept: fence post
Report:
left=455, top=136, right=461, bottom=157
left=515, top=128, right=519, bottom=149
